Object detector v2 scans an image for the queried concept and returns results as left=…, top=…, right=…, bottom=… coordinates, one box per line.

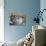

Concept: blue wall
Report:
left=40, top=0, right=46, bottom=27
left=4, top=0, right=40, bottom=42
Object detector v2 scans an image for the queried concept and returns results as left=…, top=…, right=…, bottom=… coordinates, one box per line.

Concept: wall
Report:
left=40, top=0, right=46, bottom=27
left=4, top=0, right=40, bottom=42
left=0, top=0, right=4, bottom=42
left=40, top=0, right=46, bottom=45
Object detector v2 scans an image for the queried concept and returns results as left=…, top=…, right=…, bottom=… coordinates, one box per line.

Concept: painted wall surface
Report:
left=0, top=0, right=4, bottom=42
left=40, top=0, right=46, bottom=27
left=4, top=0, right=40, bottom=42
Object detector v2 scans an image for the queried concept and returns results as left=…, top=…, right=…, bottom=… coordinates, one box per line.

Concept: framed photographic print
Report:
left=9, top=12, right=26, bottom=25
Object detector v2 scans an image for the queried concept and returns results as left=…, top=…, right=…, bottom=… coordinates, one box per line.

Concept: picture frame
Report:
left=9, top=12, right=26, bottom=26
